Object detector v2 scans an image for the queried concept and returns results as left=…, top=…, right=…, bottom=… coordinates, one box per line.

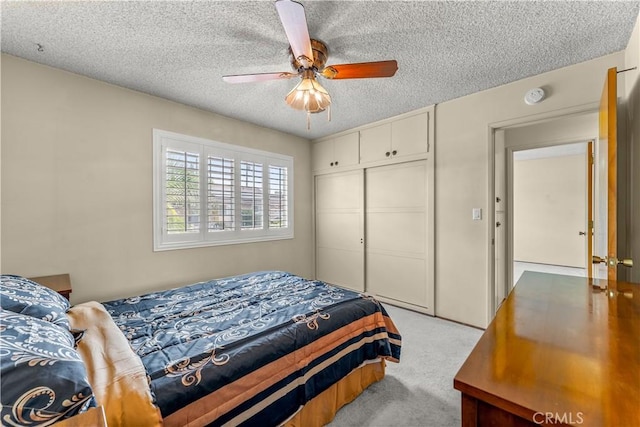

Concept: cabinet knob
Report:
left=330, top=162, right=334, bottom=166
left=392, top=150, right=397, bottom=156
left=385, top=152, right=391, bottom=157
left=335, top=161, right=339, bottom=166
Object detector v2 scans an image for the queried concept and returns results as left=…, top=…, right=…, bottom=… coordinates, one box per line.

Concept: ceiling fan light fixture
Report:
left=285, top=70, right=331, bottom=113
left=224, top=1, right=398, bottom=130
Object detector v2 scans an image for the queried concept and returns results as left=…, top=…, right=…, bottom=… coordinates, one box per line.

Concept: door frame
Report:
left=488, top=103, right=599, bottom=316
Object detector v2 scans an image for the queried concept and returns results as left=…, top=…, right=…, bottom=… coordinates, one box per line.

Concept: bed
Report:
left=0, top=271, right=401, bottom=426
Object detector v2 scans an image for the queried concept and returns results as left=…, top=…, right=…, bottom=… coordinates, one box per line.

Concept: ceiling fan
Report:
left=222, top=0, right=398, bottom=127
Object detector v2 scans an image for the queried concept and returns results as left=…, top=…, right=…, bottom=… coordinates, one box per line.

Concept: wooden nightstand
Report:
left=28, top=274, right=72, bottom=300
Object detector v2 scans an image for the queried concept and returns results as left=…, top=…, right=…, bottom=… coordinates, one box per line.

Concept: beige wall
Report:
left=0, top=55, right=2, bottom=274
left=0, top=54, right=313, bottom=304
left=503, top=113, right=598, bottom=149
left=625, top=16, right=640, bottom=283
left=435, top=52, right=624, bottom=327
left=513, top=154, right=586, bottom=268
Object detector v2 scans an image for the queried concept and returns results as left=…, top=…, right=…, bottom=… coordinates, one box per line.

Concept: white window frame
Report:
left=153, top=129, right=294, bottom=251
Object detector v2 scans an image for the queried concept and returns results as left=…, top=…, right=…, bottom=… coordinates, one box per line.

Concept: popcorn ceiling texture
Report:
left=1, top=1, right=638, bottom=139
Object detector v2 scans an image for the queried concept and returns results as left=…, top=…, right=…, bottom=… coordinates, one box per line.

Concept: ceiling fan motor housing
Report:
left=290, top=39, right=328, bottom=71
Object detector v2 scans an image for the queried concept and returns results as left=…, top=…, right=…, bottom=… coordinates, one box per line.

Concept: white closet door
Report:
left=366, top=161, right=428, bottom=306
left=315, top=170, right=364, bottom=291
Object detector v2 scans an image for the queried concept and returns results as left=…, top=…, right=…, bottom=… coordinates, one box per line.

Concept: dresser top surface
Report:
left=454, top=271, right=640, bottom=426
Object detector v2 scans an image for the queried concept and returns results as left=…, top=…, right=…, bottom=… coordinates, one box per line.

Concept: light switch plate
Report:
left=472, top=208, right=482, bottom=220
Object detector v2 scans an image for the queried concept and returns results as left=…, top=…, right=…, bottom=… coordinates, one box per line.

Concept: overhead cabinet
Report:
left=312, top=132, right=359, bottom=172
left=359, top=112, right=429, bottom=164
left=313, top=111, right=430, bottom=172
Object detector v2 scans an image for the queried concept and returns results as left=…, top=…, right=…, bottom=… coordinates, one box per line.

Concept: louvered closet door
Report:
left=315, top=170, right=365, bottom=291
left=366, top=161, right=428, bottom=306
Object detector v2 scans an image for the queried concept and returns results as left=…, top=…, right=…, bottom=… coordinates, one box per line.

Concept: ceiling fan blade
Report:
left=275, top=0, right=313, bottom=68
left=321, top=60, right=399, bottom=80
left=223, top=72, right=298, bottom=84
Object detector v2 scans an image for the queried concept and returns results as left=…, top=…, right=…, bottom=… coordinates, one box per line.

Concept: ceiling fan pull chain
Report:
left=307, top=111, right=311, bottom=130
left=327, top=105, right=331, bottom=122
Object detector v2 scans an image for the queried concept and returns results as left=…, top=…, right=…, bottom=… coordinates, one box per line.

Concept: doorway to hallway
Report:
left=492, top=111, right=599, bottom=313
left=512, top=142, right=589, bottom=285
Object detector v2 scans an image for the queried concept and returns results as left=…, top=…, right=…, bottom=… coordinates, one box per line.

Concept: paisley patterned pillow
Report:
left=0, top=309, right=96, bottom=425
left=0, top=275, right=71, bottom=330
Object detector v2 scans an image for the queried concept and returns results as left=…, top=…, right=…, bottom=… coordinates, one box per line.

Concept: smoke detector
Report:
left=524, top=87, right=546, bottom=105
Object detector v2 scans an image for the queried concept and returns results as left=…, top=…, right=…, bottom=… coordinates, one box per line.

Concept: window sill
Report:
left=153, top=233, right=294, bottom=252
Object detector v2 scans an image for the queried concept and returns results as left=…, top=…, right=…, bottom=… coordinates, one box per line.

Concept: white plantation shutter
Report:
left=240, top=161, right=264, bottom=230
left=269, top=166, right=288, bottom=228
left=207, top=155, right=235, bottom=231
left=153, top=129, right=293, bottom=251
left=165, top=149, right=200, bottom=234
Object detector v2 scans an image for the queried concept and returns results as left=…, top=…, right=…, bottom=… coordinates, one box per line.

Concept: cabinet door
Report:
left=315, top=171, right=364, bottom=291
left=365, top=161, right=428, bottom=306
left=312, top=139, right=335, bottom=171
left=391, top=112, right=428, bottom=158
left=359, top=123, right=391, bottom=164
left=333, top=132, right=359, bottom=168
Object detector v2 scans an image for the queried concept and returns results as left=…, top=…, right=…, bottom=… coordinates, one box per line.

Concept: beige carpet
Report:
left=327, top=304, right=483, bottom=427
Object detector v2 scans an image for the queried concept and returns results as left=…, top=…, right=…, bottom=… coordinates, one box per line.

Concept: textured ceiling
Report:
left=2, top=1, right=639, bottom=139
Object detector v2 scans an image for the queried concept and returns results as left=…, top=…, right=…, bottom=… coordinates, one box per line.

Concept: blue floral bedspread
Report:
left=102, top=271, right=401, bottom=426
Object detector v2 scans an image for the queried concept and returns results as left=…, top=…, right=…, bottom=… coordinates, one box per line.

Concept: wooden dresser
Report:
left=454, top=272, right=639, bottom=426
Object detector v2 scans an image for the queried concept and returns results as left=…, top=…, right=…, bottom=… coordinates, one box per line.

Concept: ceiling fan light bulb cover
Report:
left=285, top=75, right=331, bottom=113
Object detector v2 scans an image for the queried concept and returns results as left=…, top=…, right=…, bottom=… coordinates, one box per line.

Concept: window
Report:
left=153, top=129, right=294, bottom=251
